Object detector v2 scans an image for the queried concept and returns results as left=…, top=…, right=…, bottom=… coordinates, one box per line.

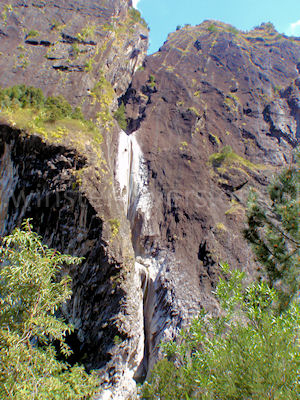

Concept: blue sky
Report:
left=133, top=0, right=300, bottom=54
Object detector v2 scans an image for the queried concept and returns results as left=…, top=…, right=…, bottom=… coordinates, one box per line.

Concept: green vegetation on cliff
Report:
left=0, top=84, right=102, bottom=147
left=128, top=7, right=148, bottom=29
left=209, top=145, right=264, bottom=171
left=90, top=74, right=115, bottom=131
left=114, top=102, right=127, bottom=130
left=0, top=220, right=100, bottom=399
left=0, top=85, right=84, bottom=122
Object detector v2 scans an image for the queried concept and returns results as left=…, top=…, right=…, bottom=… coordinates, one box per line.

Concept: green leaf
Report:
left=0, top=220, right=99, bottom=399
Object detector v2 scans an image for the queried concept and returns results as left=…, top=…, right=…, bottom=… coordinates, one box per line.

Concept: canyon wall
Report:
left=0, top=3, right=299, bottom=398
left=120, top=20, right=300, bottom=373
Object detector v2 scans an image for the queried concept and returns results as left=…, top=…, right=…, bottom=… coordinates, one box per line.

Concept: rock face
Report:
left=0, top=0, right=148, bottom=114
left=0, top=123, right=144, bottom=398
left=121, top=21, right=300, bottom=372
left=0, top=5, right=299, bottom=400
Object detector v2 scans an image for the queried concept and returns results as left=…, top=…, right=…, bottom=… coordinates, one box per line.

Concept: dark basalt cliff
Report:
left=121, top=21, right=300, bottom=373
left=0, top=3, right=299, bottom=399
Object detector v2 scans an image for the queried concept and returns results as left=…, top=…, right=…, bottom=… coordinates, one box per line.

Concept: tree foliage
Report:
left=0, top=220, right=99, bottom=399
left=142, top=265, right=299, bottom=400
left=0, top=84, right=85, bottom=122
left=113, top=102, right=127, bottom=131
left=244, top=157, right=299, bottom=311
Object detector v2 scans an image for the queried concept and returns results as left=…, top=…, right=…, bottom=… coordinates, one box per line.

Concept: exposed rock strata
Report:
left=0, top=0, right=148, bottom=115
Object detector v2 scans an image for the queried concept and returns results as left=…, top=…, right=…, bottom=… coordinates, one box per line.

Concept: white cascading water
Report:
left=98, top=130, right=160, bottom=400
left=101, top=130, right=183, bottom=400
left=116, top=130, right=152, bottom=228
left=97, top=131, right=150, bottom=400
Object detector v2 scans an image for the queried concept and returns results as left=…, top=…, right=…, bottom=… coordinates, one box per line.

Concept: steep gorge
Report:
left=0, top=2, right=299, bottom=399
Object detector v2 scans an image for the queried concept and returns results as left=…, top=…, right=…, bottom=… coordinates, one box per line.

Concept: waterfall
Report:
left=116, top=130, right=178, bottom=370
left=116, top=130, right=152, bottom=232
left=102, top=130, right=183, bottom=400
left=110, top=130, right=160, bottom=396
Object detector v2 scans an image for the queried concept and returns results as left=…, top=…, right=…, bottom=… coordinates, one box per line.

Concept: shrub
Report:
left=84, top=58, right=94, bottom=72
left=209, top=145, right=233, bottom=166
left=114, top=102, right=127, bottom=130
left=141, top=264, right=299, bottom=400
left=149, top=75, right=156, bottom=89
left=207, top=24, right=218, bottom=33
left=51, top=19, right=62, bottom=30
left=0, top=220, right=100, bottom=399
left=264, top=22, right=276, bottom=31
left=71, top=43, right=80, bottom=58
left=109, top=219, right=120, bottom=238
left=227, top=25, right=239, bottom=35
left=26, top=29, right=39, bottom=38
left=45, top=95, right=73, bottom=121
left=128, top=7, right=148, bottom=29
left=209, top=145, right=263, bottom=171
left=0, top=85, right=85, bottom=123
left=0, top=85, right=45, bottom=109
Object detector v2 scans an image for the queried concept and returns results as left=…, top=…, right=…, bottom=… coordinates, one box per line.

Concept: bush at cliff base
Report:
left=141, top=264, right=299, bottom=400
left=0, top=220, right=100, bottom=400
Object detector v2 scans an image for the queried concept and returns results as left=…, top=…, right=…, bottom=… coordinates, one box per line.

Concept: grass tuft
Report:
left=209, top=146, right=265, bottom=171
